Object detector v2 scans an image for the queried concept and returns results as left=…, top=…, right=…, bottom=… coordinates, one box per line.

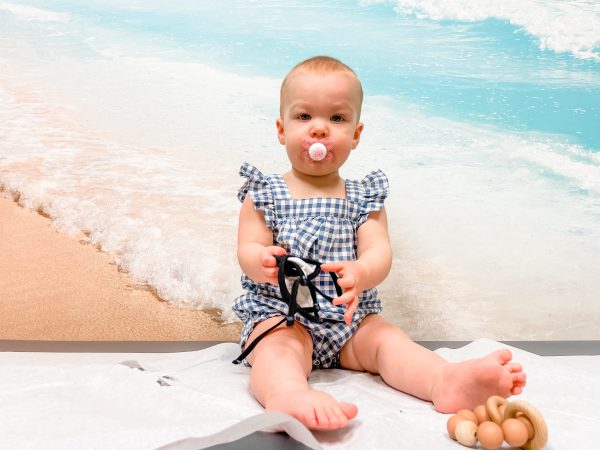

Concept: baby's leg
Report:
left=339, top=315, right=526, bottom=413
left=246, top=317, right=358, bottom=430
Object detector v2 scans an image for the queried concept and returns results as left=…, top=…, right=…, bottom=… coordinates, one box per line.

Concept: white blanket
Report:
left=1, top=339, right=598, bottom=449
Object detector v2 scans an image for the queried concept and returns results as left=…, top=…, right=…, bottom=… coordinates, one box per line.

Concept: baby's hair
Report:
left=280, top=55, right=363, bottom=119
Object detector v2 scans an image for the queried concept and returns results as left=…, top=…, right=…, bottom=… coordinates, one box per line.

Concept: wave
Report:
left=386, top=0, right=600, bottom=61
left=0, top=2, right=71, bottom=22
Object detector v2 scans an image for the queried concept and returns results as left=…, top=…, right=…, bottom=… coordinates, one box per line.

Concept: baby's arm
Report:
left=321, top=208, right=392, bottom=324
left=237, top=195, right=287, bottom=285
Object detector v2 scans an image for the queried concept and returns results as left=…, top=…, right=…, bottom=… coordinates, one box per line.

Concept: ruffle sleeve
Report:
left=358, top=169, right=389, bottom=227
left=238, top=162, right=275, bottom=228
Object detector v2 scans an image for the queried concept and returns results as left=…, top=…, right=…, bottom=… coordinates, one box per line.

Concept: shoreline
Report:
left=0, top=195, right=242, bottom=341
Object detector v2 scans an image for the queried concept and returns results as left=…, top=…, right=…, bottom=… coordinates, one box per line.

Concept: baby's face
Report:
left=276, top=70, right=364, bottom=177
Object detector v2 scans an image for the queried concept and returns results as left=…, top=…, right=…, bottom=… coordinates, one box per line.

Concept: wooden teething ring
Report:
left=505, top=400, right=548, bottom=450
left=486, top=395, right=508, bottom=425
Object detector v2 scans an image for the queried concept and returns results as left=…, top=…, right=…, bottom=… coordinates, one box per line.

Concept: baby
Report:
left=233, top=56, right=526, bottom=430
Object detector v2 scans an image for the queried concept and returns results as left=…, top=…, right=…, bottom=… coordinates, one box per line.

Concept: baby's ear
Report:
left=352, top=122, right=364, bottom=149
left=276, top=118, right=285, bottom=145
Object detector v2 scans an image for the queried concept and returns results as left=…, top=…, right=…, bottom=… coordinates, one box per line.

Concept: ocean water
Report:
left=1, top=0, right=599, bottom=339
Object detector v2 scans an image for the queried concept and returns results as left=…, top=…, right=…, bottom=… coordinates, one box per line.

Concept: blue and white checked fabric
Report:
left=233, top=162, right=389, bottom=368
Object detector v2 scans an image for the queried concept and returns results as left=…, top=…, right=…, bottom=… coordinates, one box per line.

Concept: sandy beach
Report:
left=0, top=195, right=242, bottom=341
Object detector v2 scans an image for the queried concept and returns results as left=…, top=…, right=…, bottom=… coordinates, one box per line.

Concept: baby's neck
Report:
left=283, top=168, right=346, bottom=199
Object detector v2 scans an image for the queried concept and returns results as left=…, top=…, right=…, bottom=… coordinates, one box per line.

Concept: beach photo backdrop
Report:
left=1, top=0, right=598, bottom=339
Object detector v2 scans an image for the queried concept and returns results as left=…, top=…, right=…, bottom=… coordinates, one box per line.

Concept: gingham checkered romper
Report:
left=233, top=162, right=389, bottom=368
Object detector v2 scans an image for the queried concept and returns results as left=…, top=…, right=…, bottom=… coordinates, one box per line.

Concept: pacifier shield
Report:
left=308, top=142, right=327, bottom=161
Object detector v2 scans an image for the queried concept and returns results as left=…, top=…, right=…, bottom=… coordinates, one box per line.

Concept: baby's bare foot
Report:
left=264, top=388, right=358, bottom=430
left=431, top=349, right=526, bottom=413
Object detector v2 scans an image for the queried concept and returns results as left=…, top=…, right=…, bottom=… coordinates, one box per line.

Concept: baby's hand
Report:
left=259, top=246, right=287, bottom=285
left=320, top=260, right=367, bottom=325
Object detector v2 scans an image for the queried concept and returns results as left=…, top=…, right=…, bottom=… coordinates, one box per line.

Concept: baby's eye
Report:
left=297, top=113, right=311, bottom=121
left=330, top=114, right=345, bottom=122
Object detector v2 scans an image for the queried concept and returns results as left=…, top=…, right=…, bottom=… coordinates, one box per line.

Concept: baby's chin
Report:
left=293, top=161, right=341, bottom=178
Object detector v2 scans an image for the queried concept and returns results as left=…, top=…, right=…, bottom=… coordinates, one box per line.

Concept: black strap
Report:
left=232, top=317, right=286, bottom=365
left=232, top=255, right=343, bottom=365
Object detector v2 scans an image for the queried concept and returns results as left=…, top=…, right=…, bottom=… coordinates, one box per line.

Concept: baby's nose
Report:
left=310, top=121, right=328, bottom=138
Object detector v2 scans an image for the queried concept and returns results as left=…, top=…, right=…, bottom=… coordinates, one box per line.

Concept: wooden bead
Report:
left=473, top=404, right=489, bottom=423
left=477, top=421, right=504, bottom=450
left=447, top=414, right=465, bottom=440
left=502, top=418, right=529, bottom=447
left=455, top=420, right=478, bottom=447
left=457, top=409, right=479, bottom=425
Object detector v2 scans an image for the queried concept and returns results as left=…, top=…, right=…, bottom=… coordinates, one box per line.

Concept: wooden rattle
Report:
left=446, top=396, right=548, bottom=450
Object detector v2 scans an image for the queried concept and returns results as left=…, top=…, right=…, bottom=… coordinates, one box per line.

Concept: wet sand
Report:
left=0, top=195, right=241, bottom=341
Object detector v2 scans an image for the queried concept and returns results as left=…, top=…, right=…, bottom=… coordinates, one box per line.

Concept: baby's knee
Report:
left=248, top=320, right=312, bottom=362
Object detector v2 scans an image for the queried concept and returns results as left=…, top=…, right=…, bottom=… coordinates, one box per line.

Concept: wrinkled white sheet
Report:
left=1, top=339, right=598, bottom=449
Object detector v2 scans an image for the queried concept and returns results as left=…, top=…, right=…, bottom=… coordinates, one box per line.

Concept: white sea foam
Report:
left=0, top=2, right=70, bottom=22
left=390, top=0, right=600, bottom=61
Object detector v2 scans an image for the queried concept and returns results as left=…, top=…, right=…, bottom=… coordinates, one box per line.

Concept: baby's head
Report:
left=279, top=56, right=363, bottom=121
left=277, top=56, right=365, bottom=175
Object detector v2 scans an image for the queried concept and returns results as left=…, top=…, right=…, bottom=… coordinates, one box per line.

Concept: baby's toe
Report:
left=314, top=405, right=331, bottom=429
left=325, top=406, right=344, bottom=428
left=505, top=362, right=523, bottom=373
left=332, top=405, right=349, bottom=428
left=339, top=402, right=358, bottom=420
left=301, top=408, right=318, bottom=429
left=494, top=349, right=513, bottom=364
left=513, top=371, right=527, bottom=386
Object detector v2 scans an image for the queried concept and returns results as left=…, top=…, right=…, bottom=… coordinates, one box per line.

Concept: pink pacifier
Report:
left=304, top=137, right=332, bottom=161
left=308, top=142, right=327, bottom=161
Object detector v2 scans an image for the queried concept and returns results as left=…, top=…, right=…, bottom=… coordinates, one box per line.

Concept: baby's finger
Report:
left=321, top=262, right=345, bottom=274
left=344, top=297, right=359, bottom=324
left=337, top=275, right=355, bottom=290
left=261, top=246, right=286, bottom=266
left=271, top=246, right=288, bottom=257
left=332, top=291, right=357, bottom=306
left=263, top=267, right=279, bottom=278
left=261, top=253, right=281, bottom=268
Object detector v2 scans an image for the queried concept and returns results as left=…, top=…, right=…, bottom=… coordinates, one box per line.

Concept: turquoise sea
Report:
left=1, top=0, right=599, bottom=339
